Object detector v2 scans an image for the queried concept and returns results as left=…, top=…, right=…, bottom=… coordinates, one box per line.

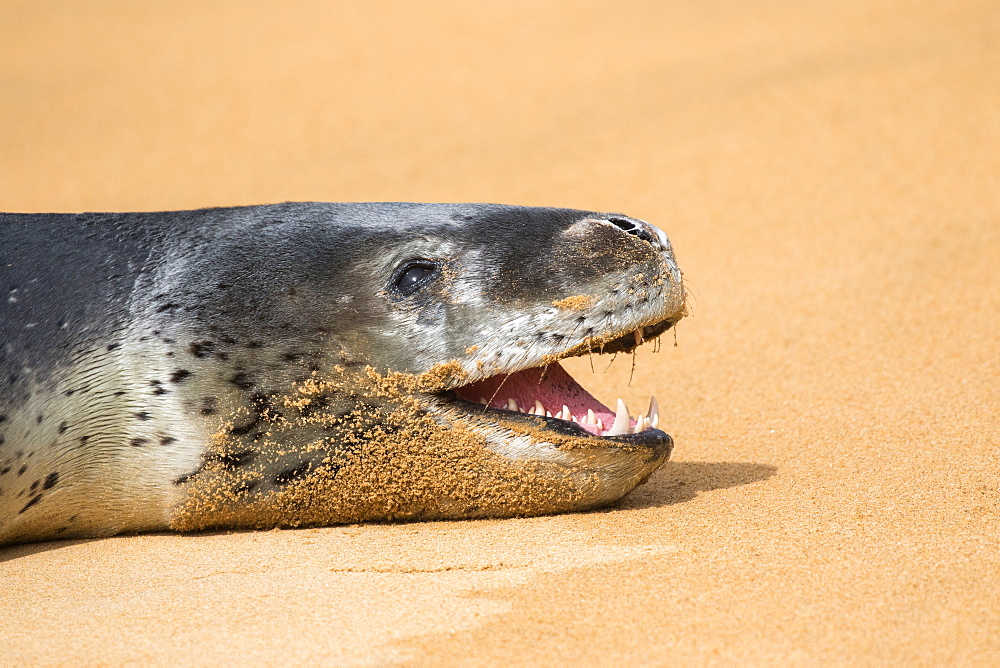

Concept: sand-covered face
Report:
left=170, top=205, right=685, bottom=530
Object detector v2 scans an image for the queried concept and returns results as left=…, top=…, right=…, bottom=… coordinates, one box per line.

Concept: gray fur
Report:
left=0, top=203, right=684, bottom=545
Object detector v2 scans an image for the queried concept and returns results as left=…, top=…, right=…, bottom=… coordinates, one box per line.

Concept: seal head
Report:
left=0, top=203, right=684, bottom=543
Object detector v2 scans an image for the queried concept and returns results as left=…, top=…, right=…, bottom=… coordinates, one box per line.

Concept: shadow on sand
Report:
left=1, top=461, right=776, bottom=562
left=616, top=460, right=777, bottom=511
left=0, top=536, right=102, bottom=564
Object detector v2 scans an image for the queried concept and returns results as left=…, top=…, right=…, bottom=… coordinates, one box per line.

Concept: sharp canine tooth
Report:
left=634, top=330, right=643, bottom=347
left=507, top=398, right=518, bottom=412
left=647, top=396, right=659, bottom=425
left=534, top=400, right=545, bottom=416
left=597, top=418, right=605, bottom=431
left=545, top=410, right=552, bottom=418
left=635, top=412, right=646, bottom=433
left=562, top=405, right=571, bottom=422
left=586, top=409, right=596, bottom=425
left=479, top=397, right=489, bottom=406
left=608, top=399, right=630, bottom=436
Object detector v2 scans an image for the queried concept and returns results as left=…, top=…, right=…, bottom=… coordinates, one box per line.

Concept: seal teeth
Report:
left=634, top=410, right=647, bottom=434
left=607, top=399, right=631, bottom=436
left=480, top=383, right=660, bottom=436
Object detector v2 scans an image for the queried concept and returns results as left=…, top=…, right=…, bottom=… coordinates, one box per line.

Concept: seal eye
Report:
left=393, top=260, right=439, bottom=296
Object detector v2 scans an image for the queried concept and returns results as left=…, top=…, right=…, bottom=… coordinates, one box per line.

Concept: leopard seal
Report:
left=0, top=202, right=685, bottom=546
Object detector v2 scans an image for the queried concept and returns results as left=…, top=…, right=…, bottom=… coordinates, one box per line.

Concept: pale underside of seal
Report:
left=0, top=203, right=685, bottom=546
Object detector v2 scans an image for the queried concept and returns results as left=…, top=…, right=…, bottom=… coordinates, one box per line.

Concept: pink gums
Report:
left=452, top=362, right=633, bottom=436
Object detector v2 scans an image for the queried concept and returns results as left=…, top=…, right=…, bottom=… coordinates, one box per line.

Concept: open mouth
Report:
left=446, top=317, right=678, bottom=448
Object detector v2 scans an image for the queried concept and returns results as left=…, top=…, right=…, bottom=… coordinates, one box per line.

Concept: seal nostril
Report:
left=607, top=217, right=654, bottom=244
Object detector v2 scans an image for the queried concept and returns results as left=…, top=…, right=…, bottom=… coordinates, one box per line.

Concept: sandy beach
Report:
left=2, top=0, right=998, bottom=663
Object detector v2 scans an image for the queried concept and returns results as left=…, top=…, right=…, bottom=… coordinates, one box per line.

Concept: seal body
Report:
left=0, top=203, right=685, bottom=545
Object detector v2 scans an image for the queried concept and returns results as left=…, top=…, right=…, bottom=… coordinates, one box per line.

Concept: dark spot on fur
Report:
left=64, top=390, right=75, bottom=396
left=283, top=352, right=304, bottom=362
left=30, top=480, right=39, bottom=493
left=274, top=462, right=312, bottom=486
left=170, top=369, right=192, bottom=383
left=106, top=343, right=120, bottom=351
left=36, top=414, right=44, bottom=424
left=162, top=338, right=175, bottom=344
left=250, top=392, right=282, bottom=421
left=200, top=397, right=218, bottom=415
left=1, top=466, right=10, bottom=475
left=130, top=437, right=148, bottom=447
left=229, top=372, right=254, bottom=390
left=234, top=479, right=260, bottom=495
left=152, top=387, right=167, bottom=395
left=79, top=435, right=90, bottom=444
left=43, top=472, right=59, bottom=489
left=298, top=394, right=332, bottom=418
left=58, top=422, right=68, bottom=434
left=19, top=495, right=42, bottom=513
left=18, top=464, right=27, bottom=476
left=156, top=302, right=180, bottom=313
left=160, top=436, right=176, bottom=445
left=113, top=391, right=126, bottom=397
left=135, top=411, right=151, bottom=421
left=0, top=414, right=6, bottom=424
left=246, top=341, right=264, bottom=349
left=229, top=417, right=260, bottom=437
left=0, top=435, right=4, bottom=446
left=216, top=449, right=258, bottom=469
left=190, top=341, right=214, bottom=358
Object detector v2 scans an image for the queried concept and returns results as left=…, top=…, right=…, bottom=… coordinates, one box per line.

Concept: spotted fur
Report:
left=0, top=203, right=684, bottom=545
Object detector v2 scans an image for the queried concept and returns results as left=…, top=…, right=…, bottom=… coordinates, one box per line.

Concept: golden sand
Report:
left=1, top=0, right=997, bottom=663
